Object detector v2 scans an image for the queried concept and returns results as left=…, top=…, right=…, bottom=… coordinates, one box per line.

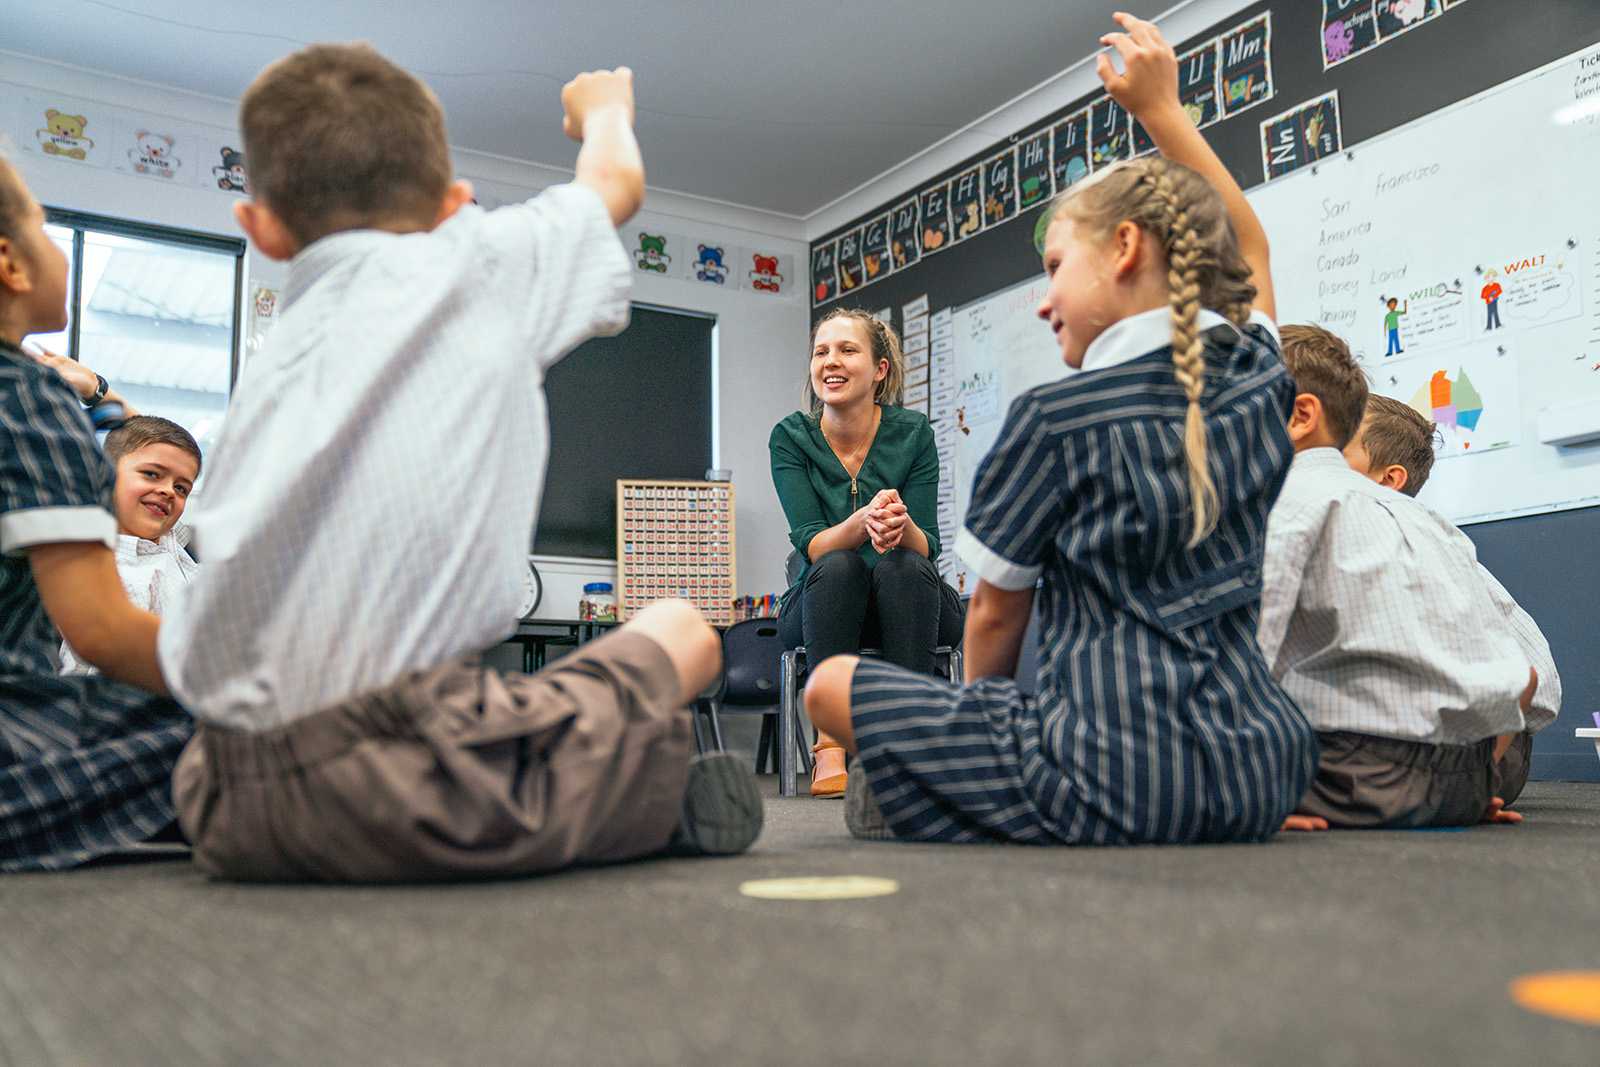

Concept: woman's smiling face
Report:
left=811, top=318, right=886, bottom=410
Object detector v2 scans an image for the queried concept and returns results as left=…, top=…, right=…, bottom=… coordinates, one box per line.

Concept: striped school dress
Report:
left=850, top=309, right=1317, bottom=845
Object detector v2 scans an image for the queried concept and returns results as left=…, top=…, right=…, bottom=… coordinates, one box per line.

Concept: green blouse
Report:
left=768, top=404, right=942, bottom=589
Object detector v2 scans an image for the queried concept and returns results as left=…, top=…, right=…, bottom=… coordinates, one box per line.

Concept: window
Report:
left=43, top=209, right=245, bottom=460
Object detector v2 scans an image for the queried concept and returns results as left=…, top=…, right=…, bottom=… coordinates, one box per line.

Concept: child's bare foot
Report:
left=1281, top=813, right=1329, bottom=832
left=1481, top=796, right=1523, bottom=825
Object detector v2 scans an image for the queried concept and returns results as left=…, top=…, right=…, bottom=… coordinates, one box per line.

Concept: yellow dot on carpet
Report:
left=739, top=876, right=899, bottom=900
left=1509, top=971, right=1600, bottom=1026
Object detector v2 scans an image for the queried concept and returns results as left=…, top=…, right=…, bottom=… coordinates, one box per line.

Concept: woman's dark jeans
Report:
left=778, top=549, right=964, bottom=677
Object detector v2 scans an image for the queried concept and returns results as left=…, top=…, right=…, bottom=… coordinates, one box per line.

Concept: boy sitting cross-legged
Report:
left=1260, top=325, right=1541, bottom=830
left=160, top=43, right=760, bottom=881
left=1341, top=393, right=1560, bottom=804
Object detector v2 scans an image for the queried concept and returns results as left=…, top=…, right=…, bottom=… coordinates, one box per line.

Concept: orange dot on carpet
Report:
left=1509, top=971, right=1600, bottom=1026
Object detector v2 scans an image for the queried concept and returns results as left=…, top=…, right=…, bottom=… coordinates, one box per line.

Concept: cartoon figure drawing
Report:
left=956, top=201, right=980, bottom=239
left=749, top=254, right=783, bottom=293
left=635, top=233, right=672, bottom=273
left=213, top=147, right=247, bottom=192
left=128, top=131, right=179, bottom=178
left=1305, top=111, right=1327, bottom=150
left=1382, top=297, right=1407, bottom=356
left=1388, top=0, right=1428, bottom=27
left=693, top=244, right=728, bottom=284
left=254, top=287, right=278, bottom=320
left=922, top=225, right=946, bottom=251
left=864, top=252, right=884, bottom=279
left=839, top=259, right=861, bottom=290
left=955, top=406, right=971, bottom=436
left=37, top=110, right=94, bottom=161
left=1481, top=269, right=1503, bottom=331
left=1019, top=175, right=1044, bottom=206
left=984, top=193, right=1007, bottom=224
left=1324, top=20, right=1355, bottom=63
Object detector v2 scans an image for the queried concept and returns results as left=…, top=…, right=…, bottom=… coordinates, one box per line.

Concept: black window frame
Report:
left=43, top=206, right=248, bottom=390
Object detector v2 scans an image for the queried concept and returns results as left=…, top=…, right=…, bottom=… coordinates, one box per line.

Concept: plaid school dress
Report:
left=0, top=341, right=192, bottom=871
left=850, top=312, right=1317, bottom=845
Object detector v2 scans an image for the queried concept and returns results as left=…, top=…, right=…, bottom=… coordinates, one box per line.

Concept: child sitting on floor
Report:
left=1260, top=326, right=1539, bottom=829
left=803, top=13, right=1317, bottom=844
left=156, top=44, right=760, bottom=881
left=0, top=157, right=191, bottom=871
left=1340, top=392, right=1560, bottom=805
left=60, top=415, right=201, bottom=675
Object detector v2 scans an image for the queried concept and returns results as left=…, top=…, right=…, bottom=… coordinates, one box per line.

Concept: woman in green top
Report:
left=769, top=308, right=963, bottom=796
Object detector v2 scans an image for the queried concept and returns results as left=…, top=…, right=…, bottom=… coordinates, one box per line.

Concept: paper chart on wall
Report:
left=1251, top=41, right=1600, bottom=524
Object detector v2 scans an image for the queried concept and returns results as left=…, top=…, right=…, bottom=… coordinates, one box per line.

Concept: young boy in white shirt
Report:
left=1259, top=324, right=1539, bottom=830
left=1341, top=393, right=1560, bottom=805
left=155, top=44, right=760, bottom=880
left=60, top=415, right=200, bottom=675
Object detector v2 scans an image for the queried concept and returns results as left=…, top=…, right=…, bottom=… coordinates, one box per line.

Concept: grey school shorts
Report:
left=1295, top=730, right=1508, bottom=829
left=173, top=630, right=691, bottom=882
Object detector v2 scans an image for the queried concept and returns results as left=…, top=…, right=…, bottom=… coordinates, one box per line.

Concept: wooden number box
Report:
left=616, top=479, right=736, bottom=626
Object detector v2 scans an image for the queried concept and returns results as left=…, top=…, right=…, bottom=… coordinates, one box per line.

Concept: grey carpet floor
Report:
left=1, top=781, right=1597, bottom=1066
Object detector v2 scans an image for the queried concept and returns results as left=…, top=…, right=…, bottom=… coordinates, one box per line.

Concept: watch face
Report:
left=515, top=561, right=540, bottom=619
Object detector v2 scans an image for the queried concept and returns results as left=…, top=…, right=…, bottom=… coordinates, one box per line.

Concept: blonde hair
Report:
left=804, top=308, right=906, bottom=418
left=1049, top=157, right=1256, bottom=546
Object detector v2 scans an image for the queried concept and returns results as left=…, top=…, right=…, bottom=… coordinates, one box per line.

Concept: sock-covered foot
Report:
left=668, top=753, right=764, bottom=856
left=844, top=765, right=895, bottom=841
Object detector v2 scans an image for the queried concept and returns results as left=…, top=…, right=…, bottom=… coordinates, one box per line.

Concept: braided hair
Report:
left=1049, top=157, right=1256, bottom=546
left=803, top=307, right=906, bottom=419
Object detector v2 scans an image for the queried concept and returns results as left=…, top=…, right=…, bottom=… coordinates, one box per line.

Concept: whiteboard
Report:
left=943, top=42, right=1600, bottom=547
left=1251, top=41, right=1600, bottom=525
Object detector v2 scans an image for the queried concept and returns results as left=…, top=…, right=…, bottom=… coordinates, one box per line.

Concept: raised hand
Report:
left=25, top=344, right=99, bottom=404
left=561, top=67, right=636, bottom=141
left=1096, top=11, right=1181, bottom=122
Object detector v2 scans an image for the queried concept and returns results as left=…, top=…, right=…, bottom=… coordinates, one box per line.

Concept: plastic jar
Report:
left=580, top=582, right=617, bottom=622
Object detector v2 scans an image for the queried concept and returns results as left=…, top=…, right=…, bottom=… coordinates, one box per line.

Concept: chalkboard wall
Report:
left=811, top=0, right=1600, bottom=781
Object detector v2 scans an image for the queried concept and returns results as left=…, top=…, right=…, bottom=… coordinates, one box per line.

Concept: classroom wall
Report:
left=0, top=49, right=811, bottom=604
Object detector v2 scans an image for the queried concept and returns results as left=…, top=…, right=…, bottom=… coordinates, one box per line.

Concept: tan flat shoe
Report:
left=811, top=741, right=847, bottom=798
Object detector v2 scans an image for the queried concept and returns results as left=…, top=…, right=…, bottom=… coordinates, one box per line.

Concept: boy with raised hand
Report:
left=161, top=44, right=760, bottom=881
left=1260, top=324, right=1539, bottom=831
left=1342, top=393, right=1561, bottom=803
left=59, top=415, right=202, bottom=676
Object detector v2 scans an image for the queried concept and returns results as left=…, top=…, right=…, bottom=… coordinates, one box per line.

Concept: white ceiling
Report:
left=4, top=0, right=1173, bottom=218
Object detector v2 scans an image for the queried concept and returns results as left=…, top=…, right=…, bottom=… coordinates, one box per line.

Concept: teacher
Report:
left=769, top=308, right=963, bottom=797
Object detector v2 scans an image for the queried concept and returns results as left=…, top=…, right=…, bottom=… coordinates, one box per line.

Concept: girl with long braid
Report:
left=803, top=13, right=1317, bottom=844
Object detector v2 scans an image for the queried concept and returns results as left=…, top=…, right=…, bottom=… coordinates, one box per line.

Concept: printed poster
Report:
left=200, top=137, right=249, bottom=195
left=111, top=118, right=200, bottom=184
left=889, top=198, right=920, bottom=270
left=949, top=166, right=983, bottom=244
left=1219, top=13, right=1274, bottom=117
left=1260, top=91, right=1342, bottom=181
left=688, top=242, right=735, bottom=286
left=1089, top=96, right=1131, bottom=169
left=919, top=182, right=952, bottom=255
left=1377, top=0, right=1442, bottom=42
left=1051, top=110, right=1091, bottom=191
left=811, top=241, right=839, bottom=307
left=982, top=146, right=1017, bottom=228
left=630, top=230, right=686, bottom=278
left=23, top=95, right=110, bottom=167
left=1015, top=131, right=1051, bottom=211
left=744, top=249, right=791, bottom=296
left=1178, top=41, right=1223, bottom=128
left=1322, top=0, right=1381, bottom=69
left=836, top=227, right=865, bottom=294
left=861, top=213, right=892, bottom=285
left=1130, top=118, right=1155, bottom=157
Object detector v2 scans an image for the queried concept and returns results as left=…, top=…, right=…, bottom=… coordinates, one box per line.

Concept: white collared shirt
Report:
left=158, top=184, right=631, bottom=730
left=1258, top=448, right=1560, bottom=744
left=61, top=527, right=198, bottom=676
